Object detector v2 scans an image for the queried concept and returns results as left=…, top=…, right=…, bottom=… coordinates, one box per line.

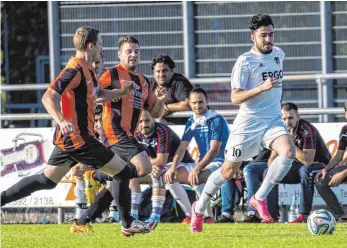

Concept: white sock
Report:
left=74, top=178, right=87, bottom=218
left=194, top=184, right=213, bottom=217
left=255, top=156, right=293, bottom=200
left=75, top=178, right=87, bottom=204
left=166, top=182, right=192, bottom=217
left=195, top=168, right=226, bottom=214
left=108, top=202, right=119, bottom=222
left=151, top=195, right=166, bottom=221
left=131, top=192, right=142, bottom=220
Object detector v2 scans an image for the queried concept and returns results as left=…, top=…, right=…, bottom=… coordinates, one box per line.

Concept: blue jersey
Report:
left=182, top=109, right=230, bottom=163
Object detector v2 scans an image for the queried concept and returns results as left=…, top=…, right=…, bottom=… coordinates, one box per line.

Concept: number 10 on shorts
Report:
left=232, top=148, right=242, bottom=157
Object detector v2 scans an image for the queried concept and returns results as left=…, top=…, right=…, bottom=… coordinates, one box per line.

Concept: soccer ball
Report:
left=307, top=209, right=336, bottom=235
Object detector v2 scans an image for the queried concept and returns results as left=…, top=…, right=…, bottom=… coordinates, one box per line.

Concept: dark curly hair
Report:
left=249, top=14, right=274, bottom=32
left=151, top=54, right=175, bottom=70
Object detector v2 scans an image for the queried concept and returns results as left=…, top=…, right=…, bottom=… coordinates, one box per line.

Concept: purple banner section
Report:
left=1, top=141, right=46, bottom=177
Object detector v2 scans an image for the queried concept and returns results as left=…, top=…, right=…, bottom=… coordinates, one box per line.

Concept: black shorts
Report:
left=109, top=136, right=144, bottom=162
left=47, top=136, right=114, bottom=169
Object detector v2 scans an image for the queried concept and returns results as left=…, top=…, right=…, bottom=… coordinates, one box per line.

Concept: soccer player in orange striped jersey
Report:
left=77, top=36, right=167, bottom=234
left=1, top=27, right=155, bottom=236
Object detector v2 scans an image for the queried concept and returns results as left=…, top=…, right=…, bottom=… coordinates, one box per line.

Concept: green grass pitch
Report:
left=1, top=223, right=347, bottom=248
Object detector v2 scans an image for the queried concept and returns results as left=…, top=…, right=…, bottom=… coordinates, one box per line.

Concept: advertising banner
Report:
left=1, top=123, right=346, bottom=207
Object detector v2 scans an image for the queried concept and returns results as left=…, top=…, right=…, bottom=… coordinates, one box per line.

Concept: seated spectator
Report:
left=164, top=88, right=230, bottom=223
left=265, top=102, right=331, bottom=222
left=315, top=102, right=347, bottom=221
left=150, top=54, right=193, bottom=125
left=242, top=149, right=271, bottom=223
left=130, top=110, right=195, bottom=223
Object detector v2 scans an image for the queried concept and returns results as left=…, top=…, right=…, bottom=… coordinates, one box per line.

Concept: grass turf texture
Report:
left=1, top=223, right=347, bottom=248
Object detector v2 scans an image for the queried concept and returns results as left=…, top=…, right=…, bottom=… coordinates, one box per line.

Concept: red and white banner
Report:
left=1, top=123, right=346, bottom=207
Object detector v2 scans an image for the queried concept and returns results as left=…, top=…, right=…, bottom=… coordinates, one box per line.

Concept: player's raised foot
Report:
left=249, top=196, right=274, bottom=223
left=121, top=220, right=148, bottom=237
left=181, top=216, right=191, bottom=224
left=190, top=201, right=204, bottom=232
left=70, top=221, right=93, bottom=234
left=289, top=214, right=306, bottom=223
left=204, top=217, right=215, bottom=224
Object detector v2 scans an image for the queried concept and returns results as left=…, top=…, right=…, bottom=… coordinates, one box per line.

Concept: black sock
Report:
left=1, top=173, right=56, bottom=206
left=111, top=178, right=132, bottom=228
left=77, top=188, right=114, bottom=225
left=113, top=162, right=138, bottom=180
left=92, top=171, right=113, bottom=184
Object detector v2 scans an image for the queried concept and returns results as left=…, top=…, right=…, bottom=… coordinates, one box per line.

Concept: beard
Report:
left=142, top=127, right=153, bottom=136
left=256, top=43, right=273, bottom=54
left=128, top=65, right=136, bottom=71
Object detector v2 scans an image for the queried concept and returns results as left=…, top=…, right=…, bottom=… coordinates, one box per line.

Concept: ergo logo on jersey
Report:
left=262, top=70, right=283, bottom=81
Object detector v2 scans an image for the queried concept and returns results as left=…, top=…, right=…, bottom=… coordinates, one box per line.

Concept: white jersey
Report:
left=231, top=46, right=285, bottom=119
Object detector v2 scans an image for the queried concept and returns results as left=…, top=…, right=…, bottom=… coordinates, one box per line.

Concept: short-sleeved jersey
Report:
left=338, top=124, right=347, bottom=151
left=231, top=46, right=285, bottom=119
left=182, top=109, right=230, bottom=163
left=98, top=64, right=157, bottom=147
left=135, top=122, right=194, bottom=163
left=49, top=57, right=99, bottom=151
left=294, top=119, right=331, bottom=164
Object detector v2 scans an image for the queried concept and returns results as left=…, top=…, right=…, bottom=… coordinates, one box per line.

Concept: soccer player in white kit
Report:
left=190, top=14, right=296, bottom=232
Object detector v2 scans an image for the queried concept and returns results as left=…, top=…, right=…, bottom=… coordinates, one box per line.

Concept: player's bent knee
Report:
left=284, top=145, right=296, bottom=159
left=102, top=154, right=127, bottom=176
left=315, top=177, right=329, bottom=188
left=137, top=167, right=151, bottom=178
left=221, top=162, right=241, bottom=180
left=136, top=161, right=152, bottom=177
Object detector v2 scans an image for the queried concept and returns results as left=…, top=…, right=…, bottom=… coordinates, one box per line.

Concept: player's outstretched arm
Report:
left=97, top=81, right=134, bottom=103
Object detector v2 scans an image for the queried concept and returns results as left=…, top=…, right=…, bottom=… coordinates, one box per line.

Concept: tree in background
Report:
left=1, top=1, right=48, bottom=127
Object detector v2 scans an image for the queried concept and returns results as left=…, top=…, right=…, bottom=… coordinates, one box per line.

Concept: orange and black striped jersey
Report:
left=49, top=57, right=99, bottom=151
left=98, top=64, right=156, bottom=147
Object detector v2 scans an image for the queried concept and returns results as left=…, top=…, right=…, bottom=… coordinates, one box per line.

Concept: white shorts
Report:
left=225, top=116, right=288, bottom=162
left=165, top=161, right=223, bottom=173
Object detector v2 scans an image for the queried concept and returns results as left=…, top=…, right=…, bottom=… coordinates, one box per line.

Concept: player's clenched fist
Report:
left=155, top=86, right=168, bottom=101
left=260, top=77, right=278, bottom=91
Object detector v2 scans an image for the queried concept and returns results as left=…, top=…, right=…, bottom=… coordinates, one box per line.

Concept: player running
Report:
left=190, top=14, right=295, bottom=232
